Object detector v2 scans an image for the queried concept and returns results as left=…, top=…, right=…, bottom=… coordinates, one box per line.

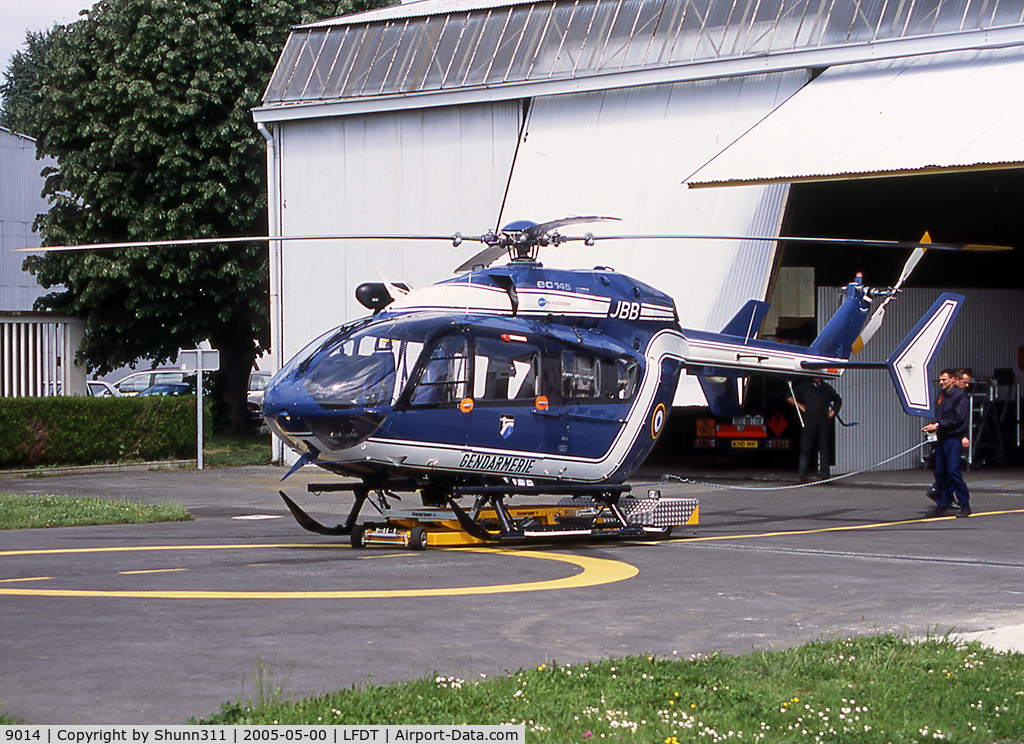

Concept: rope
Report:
left=647, top=440, right=930, bottom=492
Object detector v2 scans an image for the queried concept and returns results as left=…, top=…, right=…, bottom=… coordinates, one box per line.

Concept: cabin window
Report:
left=559, top=352, right=640, bottom=402
left=410, top=336, right=470, bottom=405
left=609, top=357, right=640, bottom=400
left=473, top=337, right=540, bottom=401
left=561, top=351, right=601, bottom=399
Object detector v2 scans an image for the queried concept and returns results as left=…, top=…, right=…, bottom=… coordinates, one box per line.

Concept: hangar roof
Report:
left=687, top=46, right=1024, bottom=187
left=259, top=0, right=1024, bottom=115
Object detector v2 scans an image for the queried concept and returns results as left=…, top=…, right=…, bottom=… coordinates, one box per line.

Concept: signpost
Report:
left=178, top=347, right=220, bottom=469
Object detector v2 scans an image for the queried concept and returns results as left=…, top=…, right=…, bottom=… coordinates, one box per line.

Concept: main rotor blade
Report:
left=455, top=245, right=508, bottom=273
left=585, top=234, right=1012, bottom=251
left=19, top=230, right=1013, bottom=254
left=521, top=215, right=621, bottom=237
left=16, top=233, right=462, bottom=253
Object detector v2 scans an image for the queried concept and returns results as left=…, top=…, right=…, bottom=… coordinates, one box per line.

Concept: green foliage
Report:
left=203, top=430, right=273, bottom=467
left=0, top=396, right=197, bottom=468
left=197, top=635, right=1024, bottom=743
left=12, top=0, right=393, bottom=428
left=0, top=28, right=58, bottom=135
left=0, top=493, right=191, bottom=529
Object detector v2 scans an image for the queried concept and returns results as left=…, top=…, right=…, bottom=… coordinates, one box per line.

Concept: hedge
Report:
left=0, top=397, right=201, bottom=469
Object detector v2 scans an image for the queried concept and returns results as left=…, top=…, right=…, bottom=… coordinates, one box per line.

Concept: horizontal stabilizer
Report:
left=886, top=293, right=963, bottom=417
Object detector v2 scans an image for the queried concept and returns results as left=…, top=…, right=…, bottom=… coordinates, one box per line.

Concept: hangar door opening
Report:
left=778, top=169, right=1024, bottom=472
left=666, top=169, right=1024, bottom=472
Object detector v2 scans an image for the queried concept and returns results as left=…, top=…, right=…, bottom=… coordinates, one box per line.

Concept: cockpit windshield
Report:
left=299, top=315, right=443, bottom=409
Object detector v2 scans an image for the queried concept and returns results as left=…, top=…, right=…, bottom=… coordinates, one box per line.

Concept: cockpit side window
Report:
left=409, top=336, right=470, bottom=406
left=473, top=337, right=541, bottom=402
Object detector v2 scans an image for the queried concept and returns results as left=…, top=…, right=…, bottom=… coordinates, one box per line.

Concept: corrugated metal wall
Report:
left=499, top=71, right=808, bottom=403
left=0, top=316, right=87, bottom=397
left=0, top=129, right=55, bottom=312
left=820, top=286, right=1024, bottom=473
left=276, top=101, right=522, bottom=363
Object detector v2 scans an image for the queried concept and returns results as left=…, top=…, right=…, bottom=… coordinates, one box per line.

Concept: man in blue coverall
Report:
left=921, top=369, right=972, bottom=518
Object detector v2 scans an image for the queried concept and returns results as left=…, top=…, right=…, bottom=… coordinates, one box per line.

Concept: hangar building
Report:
left=1, top=127, right=83, bottom=398
left=253, top=0, right=1024, bottom=471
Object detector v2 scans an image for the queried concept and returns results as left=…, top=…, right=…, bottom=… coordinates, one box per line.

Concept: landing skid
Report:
left=280, top=483, right=698, bottom=549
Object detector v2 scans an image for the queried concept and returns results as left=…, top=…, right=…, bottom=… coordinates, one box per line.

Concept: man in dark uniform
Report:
left=925, top=368, right=971, bottom=505
left=788, top=377, right=842, bottom=482
left=921, top=369, right=972, bottom=518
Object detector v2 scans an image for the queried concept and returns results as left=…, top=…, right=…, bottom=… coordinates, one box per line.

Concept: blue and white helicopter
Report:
left=261, top=216, right=966, bottom=548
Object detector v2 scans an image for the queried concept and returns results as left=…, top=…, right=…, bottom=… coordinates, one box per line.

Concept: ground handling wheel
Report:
left=350, top=524, right=366, bottom=549
left=409, top=526, right=428, bottom=551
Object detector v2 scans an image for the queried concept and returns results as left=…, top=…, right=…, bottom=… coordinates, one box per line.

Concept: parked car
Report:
left=249, top=371, right=271, bottom=393
left=138, top=382, right=192, bottom=396
left=114, top=369, right=186, bottom=396
left=247, top=371, right=272, bottom=423
left=86, top=380, right=120, bottom=397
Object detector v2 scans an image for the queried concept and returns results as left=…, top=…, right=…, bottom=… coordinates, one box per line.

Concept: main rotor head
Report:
left=454, top=216, right=620, bottom=271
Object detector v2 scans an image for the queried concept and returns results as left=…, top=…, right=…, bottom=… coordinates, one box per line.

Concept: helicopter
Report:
left=256, top=216, right=967, bottom=548
left=24, top=216, right=976, bottom=547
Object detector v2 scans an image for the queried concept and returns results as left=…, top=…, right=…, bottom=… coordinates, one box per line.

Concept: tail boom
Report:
left=685, top=331, right=848, bottom=378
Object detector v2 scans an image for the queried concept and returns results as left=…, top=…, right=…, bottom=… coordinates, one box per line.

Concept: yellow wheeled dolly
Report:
left=350, top=493, right=699, bottom=549
left=283, top=483, right=697, bottom=550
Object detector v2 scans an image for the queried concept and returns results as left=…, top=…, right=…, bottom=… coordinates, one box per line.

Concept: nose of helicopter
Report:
left=261, top=373, right=310, bottom=426
left=261, top=373, right=388, bottom=453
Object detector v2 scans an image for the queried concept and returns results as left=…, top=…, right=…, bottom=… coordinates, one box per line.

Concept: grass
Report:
left=203, top=430, right=273, bottom=468
left=0, top=430, right=262, bottom=528
left=197, top=634, right=1024, bottom=742
left=0, top=493, right=191, bottom=529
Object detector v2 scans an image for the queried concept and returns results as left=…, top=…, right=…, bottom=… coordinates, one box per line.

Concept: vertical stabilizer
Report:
left=720, top=300, right=770, bottom=340
left=886, top=293, right=963, bottom=417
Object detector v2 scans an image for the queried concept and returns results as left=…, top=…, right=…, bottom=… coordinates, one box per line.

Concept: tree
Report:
left=1, top=28, right=59, bottom=136
left=18, top=0, right=390, bottom=429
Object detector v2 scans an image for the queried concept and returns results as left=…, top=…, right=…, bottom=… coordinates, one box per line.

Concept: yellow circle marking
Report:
left=0, top=544, right=637, bottom=599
